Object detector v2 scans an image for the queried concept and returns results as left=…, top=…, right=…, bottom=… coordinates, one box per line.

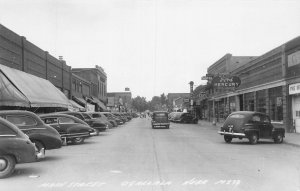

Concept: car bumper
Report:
left=152, top=123, right=169, bottom=127
left=218, top=131, right=246, bottom=137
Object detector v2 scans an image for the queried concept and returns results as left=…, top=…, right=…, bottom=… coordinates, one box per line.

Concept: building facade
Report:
left=0, top=24, right=71, bottom=98
left=107, top=91, right=132, bottom=112
left=0, top=24, right=108, bottom=112
left=167, top=93, right=190, bottom=111
left=196, top=36, right=300, bottom=132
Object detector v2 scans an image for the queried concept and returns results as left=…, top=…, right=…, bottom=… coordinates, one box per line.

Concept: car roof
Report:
left=0, top=117, right=25, bottom=134
left=230, top=111, right=268, bottom=116
left=40, top=113, right=78, bottom=118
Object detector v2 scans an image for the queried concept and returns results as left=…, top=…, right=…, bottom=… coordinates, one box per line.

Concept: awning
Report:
left=72, top=96, right=86, bottom=107
left=0, top=64, right=70, bottom=108
left=91, top=96, right=107, bottom=111
left=69, top=100, right=85, bottom=111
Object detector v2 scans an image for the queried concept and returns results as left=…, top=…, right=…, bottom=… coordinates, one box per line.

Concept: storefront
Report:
left=289, top=83, right=300, bottom=132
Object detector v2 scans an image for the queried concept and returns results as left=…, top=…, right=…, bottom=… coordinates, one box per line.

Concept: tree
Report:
left=131, top=96, right=148, bottom=112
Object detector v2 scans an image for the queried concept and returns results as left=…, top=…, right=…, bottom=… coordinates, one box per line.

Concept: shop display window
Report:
left=269, top=87, right=283, bottom=122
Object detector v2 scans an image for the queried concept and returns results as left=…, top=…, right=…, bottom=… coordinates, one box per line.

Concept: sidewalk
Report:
left=198, top=120, right=300, bottom=147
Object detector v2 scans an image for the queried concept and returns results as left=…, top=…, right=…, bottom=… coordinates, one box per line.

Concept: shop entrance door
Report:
left=292, top=96, right=300, bottom=133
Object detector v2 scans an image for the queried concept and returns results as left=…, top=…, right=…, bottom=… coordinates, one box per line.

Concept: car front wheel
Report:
left=274, top=133, right=283, bottom=144
left=224, top=136, right=232, bottom=143
left=0, top=155, right=16, bottom=179
left=249, top=133, right=258, bottom=144
left=72, top=137, right=85, bottom=145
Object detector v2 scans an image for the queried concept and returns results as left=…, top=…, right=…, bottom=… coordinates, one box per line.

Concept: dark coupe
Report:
left=0, top=118, right=43, bottom=178
left=0, top=110, right=62, bottom=156
left=218, top=111, right=285, bottom=144
left=39, top=113, right=96, bottom=145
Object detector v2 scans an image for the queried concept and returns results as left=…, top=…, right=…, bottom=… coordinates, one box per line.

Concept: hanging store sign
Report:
left=289, top=83, right=300, bottom=95
left=212, top=76, right=241, bottom=88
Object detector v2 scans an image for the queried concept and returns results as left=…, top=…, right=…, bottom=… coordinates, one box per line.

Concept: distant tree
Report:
left=131, top=96, right=148, bottom=112
left=160, top=93, right=167, bottom=105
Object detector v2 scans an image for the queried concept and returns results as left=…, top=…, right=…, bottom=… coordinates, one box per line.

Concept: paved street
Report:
left=1, top=117, right=300, bottom=191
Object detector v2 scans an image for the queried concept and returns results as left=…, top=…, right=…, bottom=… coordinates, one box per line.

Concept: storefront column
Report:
left=212, top=99, right=216, bottom=125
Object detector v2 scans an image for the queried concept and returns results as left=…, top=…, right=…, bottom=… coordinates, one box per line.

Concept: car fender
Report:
left=272, top=128, right=285, bottom=138
left=244, top=129, right=260, bottom=137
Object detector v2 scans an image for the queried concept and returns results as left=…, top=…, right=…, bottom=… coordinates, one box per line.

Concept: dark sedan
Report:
left=58, top=111, right=108, bottom=134
left=218, top=111, right=285, bottom=144
left=172, top=112, right=198, bottom=124
left=0, top=110, right=62, bottom=157
left=0, top=118, right=43, bottom=178
left=39, top=113, right=96, bottom=145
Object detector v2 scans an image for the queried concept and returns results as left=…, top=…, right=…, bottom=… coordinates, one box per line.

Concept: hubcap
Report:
left=0, top=158, right=7, bottom=171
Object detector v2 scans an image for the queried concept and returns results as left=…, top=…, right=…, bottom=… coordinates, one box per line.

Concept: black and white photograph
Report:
left=1, top=0, right=300, bottom=190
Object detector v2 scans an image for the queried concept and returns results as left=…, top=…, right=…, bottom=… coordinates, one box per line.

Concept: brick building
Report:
left=0, top=24, right=107, bottom=112
left=107, top=90, right=132, bottom=112
left=196, top=36, right=300, bottom=132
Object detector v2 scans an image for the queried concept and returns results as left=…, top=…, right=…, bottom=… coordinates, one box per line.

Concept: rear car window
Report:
left=6, top=115, right=37, bottom=126
left=43, top=117, right=58, bottom=124
left=59, top=117, right=76, bottom=124
left=229, top=114, right=245, bottom=119
left=154, top=113, right=168, bottom=117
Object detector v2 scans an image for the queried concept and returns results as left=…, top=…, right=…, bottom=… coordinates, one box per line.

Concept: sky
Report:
left=0, top=0, right=300, bottom=101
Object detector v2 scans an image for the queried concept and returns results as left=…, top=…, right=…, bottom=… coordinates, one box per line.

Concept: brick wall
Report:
left=0, top=24, right=71, bottom=97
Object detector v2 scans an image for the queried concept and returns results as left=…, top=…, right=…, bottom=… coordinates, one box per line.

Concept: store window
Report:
left=269, top=87, right=283, bottom=122
left=244, top=92, right=255, bottom=111
left=256, top=90, right=267, bottom=113
left=229, top=96, right=236, bottom=113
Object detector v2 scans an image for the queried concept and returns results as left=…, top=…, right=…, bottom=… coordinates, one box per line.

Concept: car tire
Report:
left=72, top=137, right=85, bottom=145
left=274, top=133, right=283, bottom=144
left=0, top=155, right=16, bottom=179
left=224, top=136, right=232, bottom=143
left=32, top=140, right=46, bottom=156
left=249, top=133, right=258, bottom=144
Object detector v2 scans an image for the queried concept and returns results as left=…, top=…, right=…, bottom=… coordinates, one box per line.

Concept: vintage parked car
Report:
left=88, top=112, right=118, bottom=127
left=0, top=110, right=62, bottom=156
left=112, top=112, right=128, bottom=123
left=39, top=113, right=96, bottom=144
left=58, top=111, right=108, bottom=134
left=101, top=112, right=124, bottom=125
left=151, top=111, right=170, bottom=129
left=0, top=118, right=44, bottom=178
left=218, top=111, right=285, bottom=144
left=171, top=112, right=198, bottom=124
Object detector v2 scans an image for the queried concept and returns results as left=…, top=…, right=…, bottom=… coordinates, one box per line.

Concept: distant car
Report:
left=0, top=110, right=62, bottom=156
left=173, top=112, right=198, bottom=124
left=88, top=112, right=118, bottom=127
left=39, top=113, right=96, bottom=145
left=57, top=111, right=108, bottom=134
left=0, top=117, right=44, bottom=178
left=101, top=112, right=124, bottom=125
left=151, top=111, right=170, bottom=129
left=112, top=112, right=127, bottom=123
left=218, top=111, right=285, bottom=144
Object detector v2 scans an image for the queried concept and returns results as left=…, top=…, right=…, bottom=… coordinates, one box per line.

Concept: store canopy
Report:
left=0, top=64, right=70, bottom=108
left=72, top=96, right=86, bottom=107
left=69, top=100, right=85, bottom=111
left=91, top=96, right=107, bottom=111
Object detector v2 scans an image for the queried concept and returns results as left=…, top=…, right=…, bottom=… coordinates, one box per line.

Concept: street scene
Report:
left=1, top=1, right=300, bottom=191
left=1, top=117, right=300, bottom=191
